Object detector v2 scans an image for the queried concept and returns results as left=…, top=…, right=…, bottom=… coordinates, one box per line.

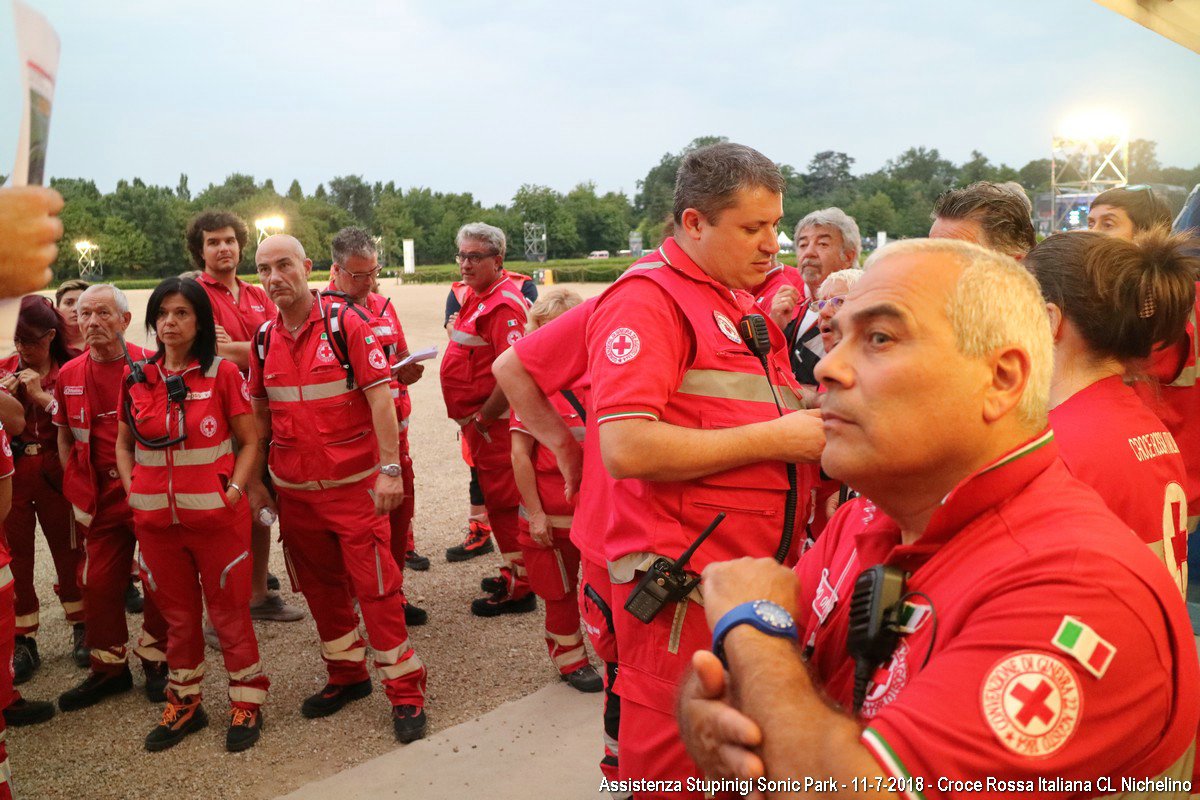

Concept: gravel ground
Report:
left=9, top=280, right=607, bottom=800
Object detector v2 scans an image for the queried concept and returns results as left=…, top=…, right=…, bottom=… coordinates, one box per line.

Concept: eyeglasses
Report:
left=455, top=251, right=498, bottom=265
left=339, top=264, right=380, bottom=281
left=808, top=296, right=846, bottom=313
left=13, top=330, right=52, bottom=346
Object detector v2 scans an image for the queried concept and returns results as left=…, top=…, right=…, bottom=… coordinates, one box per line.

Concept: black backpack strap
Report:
left=253, top=320, right=274, bottom=372
left=320, top=295, right=373, bottom=390
left=560, top=389, right=587, bottom=423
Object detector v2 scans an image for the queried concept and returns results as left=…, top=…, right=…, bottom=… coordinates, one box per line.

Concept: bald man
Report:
left=245, top=235, right=428, bottom=743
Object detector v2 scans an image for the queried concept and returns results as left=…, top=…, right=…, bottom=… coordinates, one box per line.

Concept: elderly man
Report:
left=440, top=222, right=536, bottom=615
left=187, top=210, right=302, bottom=624
left=53, top=284, right=170, bottom=710
left=769, top=208, right=861, bottom=386
left=248, top=234, right=427, bottom=743
left=929, top=181, right=1036, bottom=259
left=586, top=142, right=825, bottom=795
left=679, top=239, right=1199, bottom=796
left=327, top=227, right=429, bottom=621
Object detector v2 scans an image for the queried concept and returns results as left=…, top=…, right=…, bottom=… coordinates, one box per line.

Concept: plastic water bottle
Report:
left=257, top=507, right=278, bottom=527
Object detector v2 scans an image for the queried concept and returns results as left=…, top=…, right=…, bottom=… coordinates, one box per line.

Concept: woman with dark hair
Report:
left=115, top=277, right=269, bottom=753
left=1028, top=231, right=1198, bottom=594
left=0, top=295, right=84, bottom=682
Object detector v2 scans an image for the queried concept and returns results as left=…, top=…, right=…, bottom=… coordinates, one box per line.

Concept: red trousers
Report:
left=137, top=505, right=268, bottom=709
left=386, top=440, right=416, bottom=567
left=579, top=556, right=620, bottom=783
left=278, top=479, right=426, bottom=707
left=5, top=453, right=83, bottom=636
left=463, top=421, right=528, bottom=597
left=81, top=480, right=168, bottom=676
left=518, top=519, right=586, bottom=675
left=611, top=579, right=708, bottom=799
left=0, top=578, right=14, bottom=800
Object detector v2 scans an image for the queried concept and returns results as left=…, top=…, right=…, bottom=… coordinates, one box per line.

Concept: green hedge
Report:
left=86, top=253, right=802, bottom=290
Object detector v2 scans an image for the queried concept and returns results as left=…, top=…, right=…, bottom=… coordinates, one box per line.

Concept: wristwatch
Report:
left=711, top=600, right=798, bottom=667
left=378, top=463, right=401, bottom=478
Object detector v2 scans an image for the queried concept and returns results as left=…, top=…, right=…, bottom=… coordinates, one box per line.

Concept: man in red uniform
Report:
left=53, top=284, right=170, bottom=710
left=585, top=142, right=825, bottom=794
left=680, top=240, right=1200, bottom=797
left=440, top=222, right=536, bottom=616
left=327, top=226, right=428, bottom=623
left=768, top=207, right=861, bottom=386
left=443, top=240, right=536, bottom=563
left=248, top=234, right=428, bottom=743
left=186, top=210, right=302, bottom=623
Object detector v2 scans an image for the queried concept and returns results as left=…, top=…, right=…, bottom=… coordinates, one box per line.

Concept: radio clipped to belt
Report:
left=624, top=512, right=726, bottom=624
left=120, top=335, right=189, bottom=450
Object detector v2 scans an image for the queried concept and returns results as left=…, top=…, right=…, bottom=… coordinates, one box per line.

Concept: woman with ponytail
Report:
left=1027, top=231, right=1199, bottom=593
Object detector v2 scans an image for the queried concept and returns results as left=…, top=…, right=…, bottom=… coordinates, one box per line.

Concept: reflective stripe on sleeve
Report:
left=450, top=330, right=487, bottom=346
left=70, top=426, right=90, bottom=443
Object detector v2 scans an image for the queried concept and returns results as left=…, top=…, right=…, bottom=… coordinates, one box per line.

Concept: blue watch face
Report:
left=753, top=600, right=793, bottom=630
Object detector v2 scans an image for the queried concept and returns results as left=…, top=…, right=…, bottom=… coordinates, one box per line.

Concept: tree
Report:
left=193, top=173, right=258, bottom=209
left=885, top=146, right=957, bottom=190
left=327, top=175, right=375, bottom=227
left=634, top=135, right=728, bottom=237
left=286, top=179, right=304, bottom=202
left=846, top=191, right=898, bottom=239
left=513, top=184, right=581, bottom=260
left=176, top=173, right=191, bottom=201
left=1018, top=159, right=1052, bottom=193
left=1128, top=138, right=1162, bottom=183
left=563, top=182, right=632, bottom=254
left=804, top=151, right=855, bottom=197
left=105, top=180, right=187, bottom=275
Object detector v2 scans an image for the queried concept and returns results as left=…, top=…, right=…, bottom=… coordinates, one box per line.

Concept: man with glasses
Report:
left=327, top=227, right=429, bottom=623
left=768, top=207, right=861, bottom=387
left=440, top=223, right=535, bottom=616
left=443, top=241, right=535, bottom=567
left=188, top=211, right=303, bottom=624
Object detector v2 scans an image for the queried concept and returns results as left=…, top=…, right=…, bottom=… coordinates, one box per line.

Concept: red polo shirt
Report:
left=197, top=271, right=275, bottom=344
left=1050, top=376, right=1189, bottom=587
left=795, top=431, right=1199, bottom=796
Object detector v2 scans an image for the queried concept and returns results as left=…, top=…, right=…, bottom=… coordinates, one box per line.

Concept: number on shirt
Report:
left=1161, top=481, right=1188, bottom=595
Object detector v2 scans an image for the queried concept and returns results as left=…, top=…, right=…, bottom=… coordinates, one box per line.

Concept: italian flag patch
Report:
left=1052, top=616, right=1115, bottom=679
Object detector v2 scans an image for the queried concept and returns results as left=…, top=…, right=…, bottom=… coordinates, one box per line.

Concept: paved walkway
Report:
left=277, top=683, right=604, bottom=800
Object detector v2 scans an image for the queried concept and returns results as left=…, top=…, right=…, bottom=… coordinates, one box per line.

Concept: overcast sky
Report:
left=1, top=0, right=1197, bottom=206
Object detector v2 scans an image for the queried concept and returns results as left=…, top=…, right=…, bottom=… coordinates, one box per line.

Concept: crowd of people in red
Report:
left=0, top=143, right=1196, bottom=799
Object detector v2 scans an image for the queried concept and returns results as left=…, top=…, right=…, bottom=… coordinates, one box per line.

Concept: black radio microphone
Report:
left=846, top=565, right=907, bottom=714
left=738, top=313, right=772, bottom=361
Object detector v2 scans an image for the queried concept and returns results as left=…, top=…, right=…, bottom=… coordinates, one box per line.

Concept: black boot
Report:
left=58, top=667, right=133, bottom=712
left=12, top=636, right=40, bottom=685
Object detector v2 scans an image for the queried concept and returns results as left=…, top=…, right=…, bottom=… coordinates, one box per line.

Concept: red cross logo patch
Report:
left=605, top=328, right=640, bottom=364
left=200, top=415, right=218, bottom=439
left=980, top=651, right=1081, bottom=756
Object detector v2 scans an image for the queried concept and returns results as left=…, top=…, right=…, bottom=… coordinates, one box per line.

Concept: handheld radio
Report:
left=624, top=513, right=725, bottom=624
left=846, top=565, right=907, bottom=714
left=120, top=335, right=189, bottom=450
